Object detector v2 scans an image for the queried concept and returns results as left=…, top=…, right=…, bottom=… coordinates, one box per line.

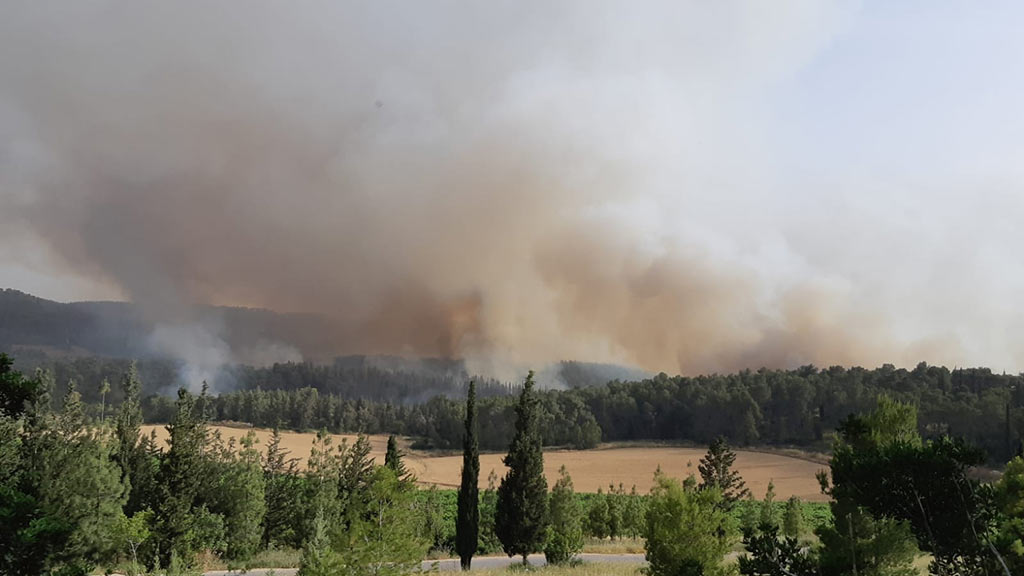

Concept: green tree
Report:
left=698, top=436, right=750, bottom=508
left=622, top=484, right=645, bottom=540
left=644, top=470, right=738, bottom=576
left=153, top=388, right=208, bottom=567
left=297, top=505, right=343, bottom=576
left=827, top=396, right=1011, bottom=575
left=263, top=426, right=303, bottom=549
left=338, top=466, right=429, bottom=576
left=456, top=380, right=480, bottom=569
left=116, top=363, right=155, bottom=516
left=759, top=480, right=777, bottom=530
left=98, top=379, right=111, bottom=423
left=739, top=521, right=817, bottom=576
left=385, top=434, right=409, bottom=480
left=496, top=371, right=549, bottom=564
left=0, top=360, right=72, bottom=576
left=37, top=381, right=127, bottom=572
left=213, top=431, right=266, bottom=561
left=115, top=509, right=152, bottom=576
left=995, top=456, right=1024, bottom=574
left=479, top=469, right=501, bottom=554
left=782, top=496, right=803, bottom=539
left=545, top=466, right=584, bottom=565
left=607, top=483, right=624, bottom=540
left=586, top=487, right=610, bottom=539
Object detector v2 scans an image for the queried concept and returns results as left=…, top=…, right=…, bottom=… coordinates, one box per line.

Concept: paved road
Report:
left=203, top=553, right=647, bottom=575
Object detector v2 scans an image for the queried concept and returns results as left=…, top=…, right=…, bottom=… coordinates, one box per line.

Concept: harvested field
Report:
left=140, top=425, right=829, bottom=501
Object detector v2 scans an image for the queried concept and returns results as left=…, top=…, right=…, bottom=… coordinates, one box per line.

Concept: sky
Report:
left=2, top=1, right=1024, bottom=377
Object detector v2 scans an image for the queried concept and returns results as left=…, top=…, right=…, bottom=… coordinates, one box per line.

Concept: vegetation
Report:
left=545, top=466, right=584, bottom=565
left=698, top=436, right=750, bottom=508
left=457, top=380, right=480, bottom=569
left=643, top=471, right=737, bottom=576
left=496, top=371, right=549, bottom=564
left=5, top=350, right=1024, bottom=576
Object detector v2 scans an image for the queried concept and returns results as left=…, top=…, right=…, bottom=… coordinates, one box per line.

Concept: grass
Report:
left=581, top=538, right=645, bottom=554
left=473, top=563, right=643, bottom=576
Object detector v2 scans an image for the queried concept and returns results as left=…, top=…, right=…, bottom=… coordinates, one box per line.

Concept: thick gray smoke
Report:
left=3, top=1, right=1014, bottom=380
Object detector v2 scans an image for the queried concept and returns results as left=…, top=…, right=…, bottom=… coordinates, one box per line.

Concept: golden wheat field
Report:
left=140, top=424, right=829, bottom=501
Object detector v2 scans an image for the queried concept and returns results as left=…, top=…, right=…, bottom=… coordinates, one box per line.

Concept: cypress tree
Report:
left=495, top=371, right=548, bottom=564
left=456, top=380, right=480, bottom=569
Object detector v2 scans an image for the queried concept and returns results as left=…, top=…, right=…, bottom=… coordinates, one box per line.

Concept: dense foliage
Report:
left=495, top=372, right=549, bottom=563
left=456, top=380, right=480, bottom=569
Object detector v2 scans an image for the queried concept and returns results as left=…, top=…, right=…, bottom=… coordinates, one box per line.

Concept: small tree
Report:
left=456, top=381, right=480, bottom=570
left=699, top=436, right=750, bottom=508
left=644, top=470, right=738, bottom=576
left=495, top=371, right=549, bottom=564
left=759, top=481, right=777, bottom=530
left=479, top=470, right=501, bottom=554
left=339, top=466, right=429, bottom=576
left=782, top=496, right=802, bottom=539
left=622, top=485, right=645, bottom=540
left=98, top=379, right=111, bottom=423
left=739, top=521, right=817, bottom=576
left=545, top=466, right=584, bottom=565
left=115, top=510, right=152, bottom=576
left=586, top=488, right=610, bottom=539
left=385, top=435, right=409, bottom=480
left=297, top=506, right=343, bottom=576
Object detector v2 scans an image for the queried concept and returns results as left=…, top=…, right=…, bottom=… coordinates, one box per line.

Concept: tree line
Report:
left=133, top=362, right=1023, bottom=464
left=20, top=353, right=1024, bottom=463
left=4, top=351, right=1024, bottom=575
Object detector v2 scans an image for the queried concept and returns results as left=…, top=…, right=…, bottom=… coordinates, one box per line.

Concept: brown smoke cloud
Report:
left=0, top=2, right=974, bottom=378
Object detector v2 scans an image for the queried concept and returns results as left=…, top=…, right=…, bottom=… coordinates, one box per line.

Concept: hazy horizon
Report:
left=3, top=1, right=1024, bottom=379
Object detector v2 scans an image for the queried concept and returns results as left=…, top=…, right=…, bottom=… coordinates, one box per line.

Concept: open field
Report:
left=141, top=424, right=829, bottom=501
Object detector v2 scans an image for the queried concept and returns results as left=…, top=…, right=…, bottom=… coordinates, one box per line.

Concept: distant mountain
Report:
left=0, top=288, right=648, bottom=390
left=0, top=288, right=337, bottom=361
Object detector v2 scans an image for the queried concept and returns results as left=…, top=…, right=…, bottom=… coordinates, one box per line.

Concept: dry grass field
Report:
left=140, top=424, right=829, bottom=501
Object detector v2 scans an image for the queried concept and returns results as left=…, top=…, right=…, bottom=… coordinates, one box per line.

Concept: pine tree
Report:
left=36, top=381, right=127, bottom=571
left=698, top=436, right=750, bottom=508
left=545, top=466, right=584, bottom=565
left=782, top=496, right=802, bottom=539
left=297, top=505, right=343, bottom=576
left=587, top=487, right=609, bottom=539
left=263, top=426, right=303, bottom=548
left=456, top=380, right=480, bottom=569
left=496, top=371, right=549, bottom=564
left=115, top=363, right=149, bottom=515
left=98, top=379, right=111, bottom=423
left=385, top=434, right=409, bottom=480
left=153, top=388, right=207, bottom=567
left=339, top=467, right=429, bottom=576
left=215, top=431, right=266, bottom=561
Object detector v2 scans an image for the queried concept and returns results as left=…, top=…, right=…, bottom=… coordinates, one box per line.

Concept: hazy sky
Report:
left=2, top=1, right=1024, bottom=375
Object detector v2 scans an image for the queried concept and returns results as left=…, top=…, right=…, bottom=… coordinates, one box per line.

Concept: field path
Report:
left=142, top=425, right=828, bottom=501
left=203, top=553, right=648, bottom=575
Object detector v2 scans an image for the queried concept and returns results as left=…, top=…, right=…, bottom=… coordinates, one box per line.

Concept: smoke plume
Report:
left=2, top=1, right=1017, bottom=379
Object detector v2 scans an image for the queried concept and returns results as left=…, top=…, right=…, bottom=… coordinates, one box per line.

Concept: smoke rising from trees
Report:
left=4, top=1, right=1018, bottom=378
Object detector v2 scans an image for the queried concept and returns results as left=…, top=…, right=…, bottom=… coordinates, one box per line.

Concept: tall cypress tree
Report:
left=496, top=371, right=548, bottom=564
left=456, top=380, right=480, bottom=570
